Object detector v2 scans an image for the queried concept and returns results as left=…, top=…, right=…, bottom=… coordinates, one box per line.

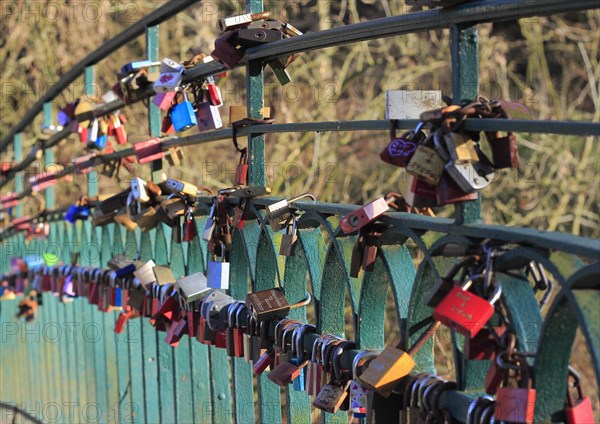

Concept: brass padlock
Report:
left=444, top=131, right=479, bottom=164
left=406, top=145, right=445, bottom=185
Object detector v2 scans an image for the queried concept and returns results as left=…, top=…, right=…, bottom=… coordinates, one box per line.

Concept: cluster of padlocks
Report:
left=2, top=239, right=594, bottom=423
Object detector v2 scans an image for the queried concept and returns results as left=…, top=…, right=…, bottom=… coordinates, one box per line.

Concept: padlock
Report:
left=207, top=243, right=230, bottom=290
left=359, top=321, right=439, bottom=396
left=279, top=215, right=299, bottom=256
left=292, top=324, right=316, bottom=391
left=205, top=76, right=223, bottom=106
left=133, top=138, right=164, bottom=164
left=236, top=27, right=283, bottom=47
left=225, top=303, right=241, bottom=356
left=131, top=204, right=160, bottom=232
left=268, top=326, right=309, bottom=387
left=436, top=172, right=479, bottom=205
left=351, top=350, right=380, bottom=419
left=165, top=312, right=187, bottom=347
left=443, top=130, right=479, bottom=164
left=131, top=177, right=150, bottom=203
left=313, top=341, right=354, bottom=414
left=232, top=305, right=247, bottom=358
left=243, top=315, right=261, bottom=363
left=171, top=92, right=197, bottom=132
left=153, top=59, right=183, bottom=92
left=265, top=194, right=315, bottom=231
left=114, top=208, right=138, bottom=231
left=564, top=367, right=595, bottom=424
left=165, top=178, right=199, bottom=196
left=433, top=279, right=502, bottom=338
left=133, top=260, right=157, bottom=288
left=340, top=197, right=390, bottom=234
left=211, top=30, right=246, bottom=69
left=183, top=208, right=197, bottom=242
left=153, top=266, right=176, bottom=286
left=465, top=324, right=506, bottom=360
left=406, top=144, right=446, bottom=185
left=87, top=118, right=99, bottom=148
left=153, top=91, right=178, bottom=111
left=487, top=131, right=519, bottom=169
left=196, top=101, right=223, bottom=131
left=234, top=148, right=248, bottom=185
left=111, top=114, right=127, bottom=145
left=246, top=289, right=310, bottom=322
left=161, top=115, right=175, bottom=134
left=175, top=272, right=210, bottom=303
left=494, top=355, right=536, bottom=424
left=380, top=122, right=424, bottom=167
left=217, top=11, right=270, bottom=32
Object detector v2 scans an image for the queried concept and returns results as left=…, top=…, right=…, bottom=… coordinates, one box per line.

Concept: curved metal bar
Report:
left=534, top=264, right=600, bottom=422
left=253, top=225, right=283, bottom=423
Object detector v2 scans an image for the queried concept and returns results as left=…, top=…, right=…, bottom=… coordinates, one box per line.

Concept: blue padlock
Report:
left=64, top=204, right=90, bottom=223
left=171, top=92, right=197, bottom=132
left=96, top=134, right=108, bottom=149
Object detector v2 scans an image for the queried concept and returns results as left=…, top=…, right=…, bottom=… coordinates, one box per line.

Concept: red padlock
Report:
left=153, top=91, right=178, bottom=111
left=465, top=324, right=506, bottom=360
left=433, top=280, right=501, bottom=338
left=565, top=368, right=595, bottom=424
left=494, top=356, right=536, bottom=424
left=114, top=309, right=132, bottom=334
left=165, top=313, right=187, bottom=347
left=234, top=148, right=248, bottom=186
left=399, top=173, right=438, bottom=208
left=113, top=114, right=128, bottom=145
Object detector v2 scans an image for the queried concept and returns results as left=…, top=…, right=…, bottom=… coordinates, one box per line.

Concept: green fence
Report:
left=1, top=1, right=599, bottom=423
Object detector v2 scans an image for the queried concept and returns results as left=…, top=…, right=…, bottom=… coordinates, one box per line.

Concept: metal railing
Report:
left=0, top=0, right=599, bottom=423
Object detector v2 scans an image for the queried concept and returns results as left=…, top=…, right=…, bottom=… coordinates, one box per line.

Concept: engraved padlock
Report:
left=433, top=279, right=502, bottom=338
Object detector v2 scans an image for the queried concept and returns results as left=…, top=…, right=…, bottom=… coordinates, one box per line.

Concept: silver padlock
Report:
left=196, top=102, right=223, bottom=131
left=176, top=272, right=211, bottom=303
left=207, top=243, right=230, bottom=290
left=131, top=177, right=150, bottom=203
left=266, top=194, right=315, bottom=231
left=202, top=290, right=234, bottom=331
left=133, top=260, right=157, bottom=288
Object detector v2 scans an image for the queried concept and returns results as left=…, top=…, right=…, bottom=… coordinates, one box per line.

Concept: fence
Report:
left=1, top=0, right=599, bottom=423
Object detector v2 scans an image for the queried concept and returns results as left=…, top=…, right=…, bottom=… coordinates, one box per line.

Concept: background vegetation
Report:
left=1, top=0, right=598, bottom=418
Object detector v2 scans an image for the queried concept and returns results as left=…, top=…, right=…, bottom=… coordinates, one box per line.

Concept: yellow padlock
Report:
left=358, top=321, right=440, bottom=396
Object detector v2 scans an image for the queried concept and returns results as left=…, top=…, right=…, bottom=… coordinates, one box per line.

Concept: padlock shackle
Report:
left=351, top=349, right=381, bottom=381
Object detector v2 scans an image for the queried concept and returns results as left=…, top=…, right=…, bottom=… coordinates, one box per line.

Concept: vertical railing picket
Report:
left=254, top=230, right=282, bottom=423
left=170, top=231, right=194, bottom=423
left=229, top=228, right=256, bottom=424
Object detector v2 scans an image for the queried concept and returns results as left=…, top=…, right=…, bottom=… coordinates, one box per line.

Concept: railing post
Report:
left=43, top=102, right=55, bottom=209
left=246, top=0, right=266, bottom=187
left=147, top=25, right=163, bottom=181
left=85, top=66, right=98, bottom=197
left=451, top=24, right=482, bottom=225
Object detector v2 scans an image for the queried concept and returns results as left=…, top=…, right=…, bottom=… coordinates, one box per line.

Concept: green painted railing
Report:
left=1, top=1, right=599, bottom=423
